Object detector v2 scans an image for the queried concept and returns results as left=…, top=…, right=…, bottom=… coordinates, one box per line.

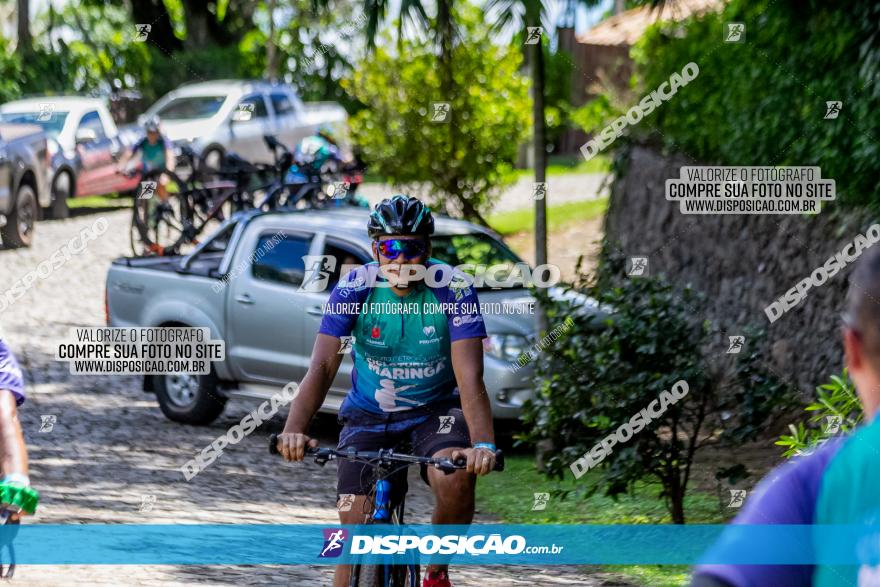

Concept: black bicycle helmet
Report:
left=367, top=195, right=434, bottom=239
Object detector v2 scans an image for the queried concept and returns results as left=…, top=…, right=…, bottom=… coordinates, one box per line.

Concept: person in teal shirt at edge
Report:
left=691, top=243, right=880, bottom=587
left=814, top=244, right=880, bottom=586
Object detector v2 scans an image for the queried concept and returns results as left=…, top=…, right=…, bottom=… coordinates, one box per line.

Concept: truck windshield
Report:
left=0, top=111, right=69, bottom=137
left=155, top=96, right=226, bottom=120
left=430, top=233, right=527, bottom=290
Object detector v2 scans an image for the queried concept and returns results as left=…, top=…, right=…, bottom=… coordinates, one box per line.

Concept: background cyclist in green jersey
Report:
left=276, top=195, right=497, bottom=587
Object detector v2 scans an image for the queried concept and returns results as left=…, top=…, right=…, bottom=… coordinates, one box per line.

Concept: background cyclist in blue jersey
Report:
left=276, top=195, right=497, bottom=587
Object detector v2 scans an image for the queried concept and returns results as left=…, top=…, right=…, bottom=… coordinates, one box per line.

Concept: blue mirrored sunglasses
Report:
left=376, top=238, right=427, bottom=260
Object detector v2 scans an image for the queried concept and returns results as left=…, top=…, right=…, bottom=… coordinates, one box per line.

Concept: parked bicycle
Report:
left=269, top=433, right=504, bottom=587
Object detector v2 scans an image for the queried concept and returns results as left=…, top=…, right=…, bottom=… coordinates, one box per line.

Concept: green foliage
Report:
left=523, top=245, right=796, bottom=523
left=343, top=6, right=531, bottom=223
left=776, top=370, right=863, bottom=458
left=625, top=0, right=880, bottom=207
left=476, top=453, right=724, bottom=585
left=0, top=40, right=23, bottom=104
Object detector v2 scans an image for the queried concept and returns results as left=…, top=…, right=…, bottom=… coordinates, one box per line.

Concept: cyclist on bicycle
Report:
left=276, top=195, right=497, bottom=587
left=117, top=116, right=176, bottom=201
left=691, top=244, right=880, bottom=586
left=0, top=338, right=39, bottom=521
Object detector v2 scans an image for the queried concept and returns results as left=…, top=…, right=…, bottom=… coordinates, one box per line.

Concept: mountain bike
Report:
left=268, top=433, right=504, bottom=587
left=124, top=166, right=191, bottom=256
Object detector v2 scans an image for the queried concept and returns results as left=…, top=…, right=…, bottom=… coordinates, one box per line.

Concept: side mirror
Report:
left=75, top=128, right=98, bottom=145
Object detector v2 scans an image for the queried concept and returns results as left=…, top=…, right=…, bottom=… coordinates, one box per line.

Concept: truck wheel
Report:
left=154, top=370, right=227, bottom=425
left=45, top=172, right=72, bottom=220
left=0, top=184, right=37, bottom=248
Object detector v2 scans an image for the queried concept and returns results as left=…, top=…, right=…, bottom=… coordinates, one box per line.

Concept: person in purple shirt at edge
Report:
left=0, top=338, right=39, bottom=518
left=690, top=243, right=880, bottom=587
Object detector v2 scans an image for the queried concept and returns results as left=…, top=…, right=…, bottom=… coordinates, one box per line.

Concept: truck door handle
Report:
left=235, top=294, right=255, bottom=305
left=307, top=306, right=323, bottom=316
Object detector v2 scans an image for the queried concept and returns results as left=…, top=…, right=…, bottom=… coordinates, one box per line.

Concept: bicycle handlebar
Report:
left=269, top=433, right=504, bottom=472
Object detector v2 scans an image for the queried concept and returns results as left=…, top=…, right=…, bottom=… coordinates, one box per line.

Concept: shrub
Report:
left=523, top=247, right=796, bottom=523
left=342, top=5, right=530, bottom=225
left=776, top=370, right=863, bottom=458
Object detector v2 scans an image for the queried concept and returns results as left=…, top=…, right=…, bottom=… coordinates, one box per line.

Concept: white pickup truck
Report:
left=131, top=80, right=349, bottom=170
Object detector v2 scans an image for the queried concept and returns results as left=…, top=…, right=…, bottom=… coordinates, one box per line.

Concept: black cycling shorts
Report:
left=335, top=397, right=471, bottom=501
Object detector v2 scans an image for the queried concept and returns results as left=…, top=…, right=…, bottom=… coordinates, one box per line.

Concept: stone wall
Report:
left=603, top=145, right=876, bottom=394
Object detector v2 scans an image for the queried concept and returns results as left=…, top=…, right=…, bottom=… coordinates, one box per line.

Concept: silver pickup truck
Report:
left=106, top=208, right=600, bottom=426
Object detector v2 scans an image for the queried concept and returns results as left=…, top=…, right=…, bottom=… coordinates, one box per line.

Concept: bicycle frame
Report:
left=267, top=436, right=503, bottom=587
left=358, top=464, right=418, bottom=587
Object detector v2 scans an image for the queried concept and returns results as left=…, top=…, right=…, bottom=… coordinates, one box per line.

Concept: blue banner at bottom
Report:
left=0, top=524, right=877, bottom=565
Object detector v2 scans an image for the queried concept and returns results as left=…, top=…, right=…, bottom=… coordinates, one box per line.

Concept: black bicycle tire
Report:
left=131, top=168, right=192, bottom=255
left=351, top=498, right=419, bottom=587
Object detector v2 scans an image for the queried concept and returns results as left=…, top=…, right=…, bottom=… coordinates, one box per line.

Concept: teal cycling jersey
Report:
left=814, top=417, right=880, bottom=586
left=319, top=261, right=487, bottom=414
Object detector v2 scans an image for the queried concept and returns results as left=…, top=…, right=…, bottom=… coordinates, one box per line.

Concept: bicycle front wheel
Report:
left=131, top=168, right=191, bottom=255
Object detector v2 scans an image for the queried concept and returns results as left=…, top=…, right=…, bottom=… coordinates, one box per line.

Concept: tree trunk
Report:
left=16, top=0, right=31, bottom=54
left=528, top=16, right=548, bottom=332
left=266, top=0, right=278, bottom=80
left=530, top=22, right=547, bottom=268
left=670, top=492, right=686, bottom=524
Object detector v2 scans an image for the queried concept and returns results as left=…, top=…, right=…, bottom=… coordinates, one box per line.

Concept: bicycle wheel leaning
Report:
left=131, top=167, right=191, bottom=256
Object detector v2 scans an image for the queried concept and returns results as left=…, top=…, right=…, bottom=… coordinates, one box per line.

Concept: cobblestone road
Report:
left=0, top=210, right=625, bottom=586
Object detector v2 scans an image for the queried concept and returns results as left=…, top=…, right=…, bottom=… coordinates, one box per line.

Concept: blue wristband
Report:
left=473, top=442, right=496, bottom=452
